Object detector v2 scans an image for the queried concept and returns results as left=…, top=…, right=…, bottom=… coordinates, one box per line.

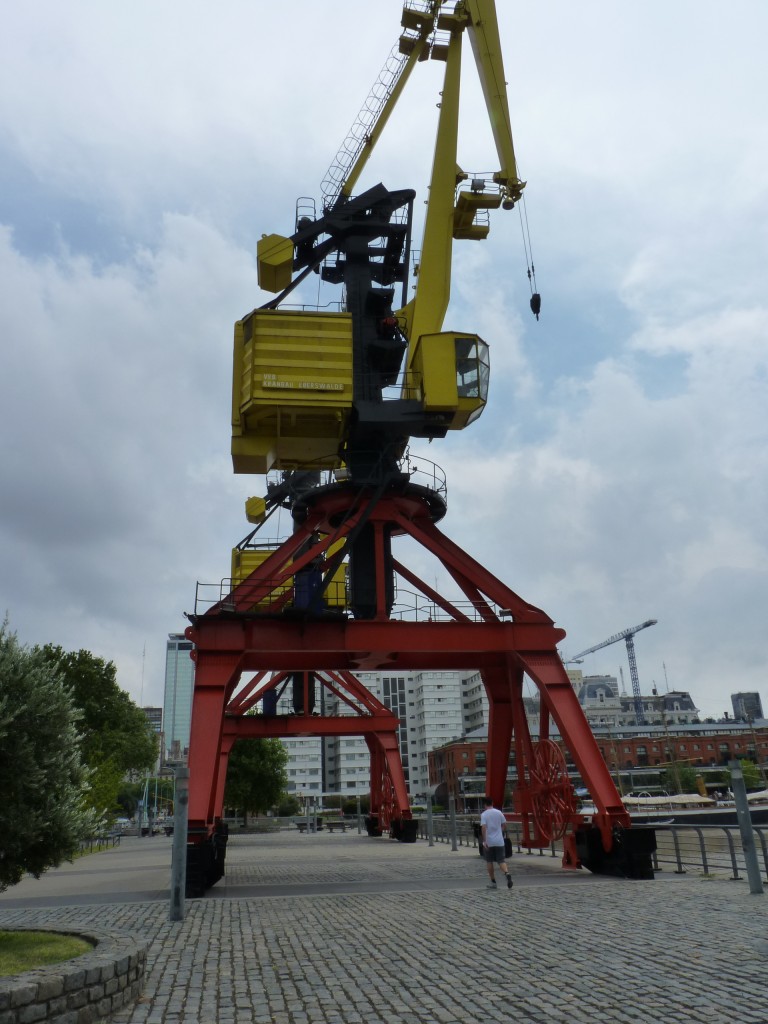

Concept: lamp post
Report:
left=169, top=767, right=189, bottom=922
left=729, top=759, right=764, bottom=895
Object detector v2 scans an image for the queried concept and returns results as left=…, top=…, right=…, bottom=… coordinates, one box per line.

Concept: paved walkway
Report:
left=1, top=829, right=767, bottom=1023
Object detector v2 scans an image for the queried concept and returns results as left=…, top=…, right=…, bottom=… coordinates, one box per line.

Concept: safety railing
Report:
left=278, top=300, right=346, bottom=314
left=195, top=582, right=518, bottom=622
left=650, top=823, right=768, bottom=881
left=415, top=816, right=532, bottom=854
left=380, top=369, right=423, bottom=403
left=195, top=574, right=348, bottom=616
left=259, top=449, right=446, bottom=500
left=415, top=816, right=768, bottom=882
left=196, top=577, right=522, bottom=623
left=79, top=833, right=122, bottom=855
left=388, top=587, right=514, bottom=624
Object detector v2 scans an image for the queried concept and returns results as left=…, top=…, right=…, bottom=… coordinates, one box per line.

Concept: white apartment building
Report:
left=374, top=670, right=490, bottom=798
left=283, top=733, right=324, bottom=802
left=461, top=671, right=488, bottom=733
left=266, top=675, right=325, bottom=803
left=262, top=668, right=484, bottom=803
left=356, top=672, right=414, bottom=792
left=408, top=670, right=466, bottom=797
left=322, top=674, right=405, bottom=799
left=324, top=735, right=371, bottom=797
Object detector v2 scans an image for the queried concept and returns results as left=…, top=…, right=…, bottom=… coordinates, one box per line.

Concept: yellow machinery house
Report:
left=231, top=542, right=348, bottom=610
left=231, top=308, right=353, bottom=474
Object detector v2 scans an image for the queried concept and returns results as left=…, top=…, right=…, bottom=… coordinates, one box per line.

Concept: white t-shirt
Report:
left=480, top=806, right=506, bottom=847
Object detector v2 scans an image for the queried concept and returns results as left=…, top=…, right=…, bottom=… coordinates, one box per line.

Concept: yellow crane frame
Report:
left=234, top=0, right=524, bottom=475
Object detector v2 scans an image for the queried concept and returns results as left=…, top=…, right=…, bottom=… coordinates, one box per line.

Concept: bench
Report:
left=325, top=820, right=347, bottom=833
left=296, top=821, right=323, bottom=833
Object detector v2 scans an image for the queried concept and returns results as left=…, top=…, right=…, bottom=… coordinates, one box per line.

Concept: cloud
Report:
left=422, top=288, right=768, bottom=702
left=1, top=0, right=767, bottom=722
left=0, top=214, right=255, bottom=698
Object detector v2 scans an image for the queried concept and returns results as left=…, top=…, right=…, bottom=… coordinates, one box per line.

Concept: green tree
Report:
left=660, top=762, right=698, bottom=794
left=277, top=795, right=300, bottom=817
left=116, top=780, right=145, bottom=818
left=0, top=624, right=95, bottom=891
left=224, top=738, right=288, bottom=823
left=343, top=794, right=369, bottom=815
left=37, top=646, right=157, bottom=816
left=728, top=759, right=761, bottom=790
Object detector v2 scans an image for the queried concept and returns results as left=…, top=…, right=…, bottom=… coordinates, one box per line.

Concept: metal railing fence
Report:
left=415, top=816, right=768, bottom=883
left=651, top=823, right=768, bottom=881
left=78, top=833, right=122, bottom=855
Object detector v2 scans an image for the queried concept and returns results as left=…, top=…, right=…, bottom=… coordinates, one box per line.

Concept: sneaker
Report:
left=506, top=874, right=513, bottom=889
left=486, top=881, right=497, bottom=889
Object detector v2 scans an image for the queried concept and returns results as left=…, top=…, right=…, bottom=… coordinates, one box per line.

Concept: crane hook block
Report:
left=530, top=292, right=541, bottom=320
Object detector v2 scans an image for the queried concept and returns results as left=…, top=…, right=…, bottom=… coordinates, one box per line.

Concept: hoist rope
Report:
left=518, top=193, right=538, bottom=296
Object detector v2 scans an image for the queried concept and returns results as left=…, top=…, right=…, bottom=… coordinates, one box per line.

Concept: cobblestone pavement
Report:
left=2, top=831, right=768, bottom=1023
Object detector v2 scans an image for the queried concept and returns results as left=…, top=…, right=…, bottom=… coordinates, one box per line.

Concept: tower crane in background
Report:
left=570, top=619, right=658, bottom=727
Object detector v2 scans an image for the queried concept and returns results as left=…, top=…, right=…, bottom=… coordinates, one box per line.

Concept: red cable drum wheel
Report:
left=530, top=739, right=577, bottom=842
left=378, top=772, right=396, bottom=833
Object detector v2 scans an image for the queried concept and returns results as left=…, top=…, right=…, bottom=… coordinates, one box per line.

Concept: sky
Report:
left=1, top=1, right=766, bottom=721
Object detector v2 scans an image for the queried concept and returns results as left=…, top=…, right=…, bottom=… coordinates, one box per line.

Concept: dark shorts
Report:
left=484, top=845, right=506, bottom=864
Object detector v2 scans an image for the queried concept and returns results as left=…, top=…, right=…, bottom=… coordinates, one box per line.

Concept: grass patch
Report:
left=0, top=930, right=92, bottom=976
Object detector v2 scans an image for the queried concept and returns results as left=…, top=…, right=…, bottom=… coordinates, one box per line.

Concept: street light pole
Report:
left=729, top=760, right=764, bottom=895
left=169, top=767, right=189, bottom=922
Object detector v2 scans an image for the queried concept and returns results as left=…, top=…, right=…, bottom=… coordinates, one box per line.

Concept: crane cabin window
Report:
left=455, top=336, right=489, bottom=400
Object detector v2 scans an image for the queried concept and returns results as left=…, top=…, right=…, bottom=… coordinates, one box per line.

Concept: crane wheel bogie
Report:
left=575, top=825, right=656, bottom=880
left=365, top=815, right=383, bottom=837
left=389, top=818, right=419, bottom=843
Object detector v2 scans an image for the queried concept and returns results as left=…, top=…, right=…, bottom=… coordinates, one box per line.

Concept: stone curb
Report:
left=0, top=924, right=148, bottom=1024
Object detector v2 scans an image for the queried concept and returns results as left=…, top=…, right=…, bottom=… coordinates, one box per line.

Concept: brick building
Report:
left=592, top=721, right=768, bottom=771
left=429, top=720, right=768, bottom=808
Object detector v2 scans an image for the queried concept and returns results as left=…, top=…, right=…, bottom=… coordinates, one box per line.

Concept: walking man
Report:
left=480, top=796, right=512, bottom=889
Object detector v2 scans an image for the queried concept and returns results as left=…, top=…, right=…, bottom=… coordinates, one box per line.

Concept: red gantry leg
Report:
left=364, top=730, right=413, bottom=839
left=185, top=650, right=241, bottom=894
left=482, top=664, right=515, bottom=808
